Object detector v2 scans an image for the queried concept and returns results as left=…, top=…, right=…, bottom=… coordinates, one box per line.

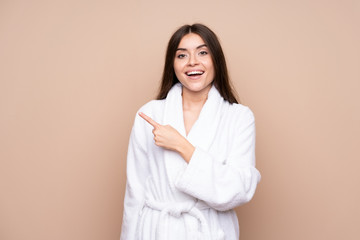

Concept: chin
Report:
left=182, top=82, right=211, bottom=93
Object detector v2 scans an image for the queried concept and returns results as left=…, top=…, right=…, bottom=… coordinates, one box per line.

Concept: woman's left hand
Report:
left=139, top=112, right=194, bottom=163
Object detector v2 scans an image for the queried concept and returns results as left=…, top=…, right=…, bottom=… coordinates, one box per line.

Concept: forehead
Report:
left=177, top=33, right=206, bottom=49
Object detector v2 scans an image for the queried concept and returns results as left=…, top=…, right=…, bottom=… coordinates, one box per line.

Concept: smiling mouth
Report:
left=186, top=71, right=204, bottom=76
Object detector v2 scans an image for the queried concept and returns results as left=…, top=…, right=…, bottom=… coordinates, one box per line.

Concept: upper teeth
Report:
left=187, top=71, right=204, bottom=76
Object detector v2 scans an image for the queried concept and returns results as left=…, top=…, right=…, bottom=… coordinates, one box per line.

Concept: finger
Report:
left=139, top=112, right=160, bottom=128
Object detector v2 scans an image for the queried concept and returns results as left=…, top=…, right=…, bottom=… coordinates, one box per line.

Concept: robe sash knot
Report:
left=145, top=199, right=224, bottom=240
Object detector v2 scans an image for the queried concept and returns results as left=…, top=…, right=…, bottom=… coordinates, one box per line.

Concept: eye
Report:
left=177, top=54, right=186, bottom=59
left=199, top=50, right=208, bottom=56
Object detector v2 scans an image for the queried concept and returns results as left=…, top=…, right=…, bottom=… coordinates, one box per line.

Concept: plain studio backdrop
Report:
left=0, top=0, right=359, bottom=239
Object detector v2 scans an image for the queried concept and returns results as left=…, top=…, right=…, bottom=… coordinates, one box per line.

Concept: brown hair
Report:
left=157, top=23, right=239, bottom=104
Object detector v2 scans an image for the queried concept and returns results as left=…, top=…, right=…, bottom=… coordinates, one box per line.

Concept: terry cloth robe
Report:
left=120, top=83, right=261, bottom=240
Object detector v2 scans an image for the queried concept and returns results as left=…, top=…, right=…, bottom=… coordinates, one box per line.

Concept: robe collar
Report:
left=163, top=83, right=224, bottom=150
left=162, top=83, right=225, bottom=198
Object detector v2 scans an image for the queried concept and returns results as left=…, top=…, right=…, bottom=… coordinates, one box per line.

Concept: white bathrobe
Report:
left=120, top=83, right=261, bottom=240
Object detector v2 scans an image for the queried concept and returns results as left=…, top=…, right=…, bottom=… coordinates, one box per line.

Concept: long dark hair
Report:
left=157, top=23, right=239, bottom=104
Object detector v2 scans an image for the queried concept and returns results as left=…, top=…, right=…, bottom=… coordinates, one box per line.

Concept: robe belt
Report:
left=144, top=199, right=214, bottom=240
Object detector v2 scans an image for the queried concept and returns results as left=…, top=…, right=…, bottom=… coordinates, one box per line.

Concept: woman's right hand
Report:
left=139, top=112, right=195, bottom=163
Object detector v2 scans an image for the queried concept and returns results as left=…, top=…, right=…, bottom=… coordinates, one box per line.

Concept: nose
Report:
left=187, top=53, right=199, bottom=66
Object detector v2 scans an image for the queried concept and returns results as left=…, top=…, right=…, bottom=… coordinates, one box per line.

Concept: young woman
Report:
left=120, top=24, right=261, bottom=240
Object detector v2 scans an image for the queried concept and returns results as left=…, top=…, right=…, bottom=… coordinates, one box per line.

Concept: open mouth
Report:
left=186, top=70, right=204, bottom=76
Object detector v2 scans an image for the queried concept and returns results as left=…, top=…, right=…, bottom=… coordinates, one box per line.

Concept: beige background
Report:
left=1, top=0, right=359, bottom=239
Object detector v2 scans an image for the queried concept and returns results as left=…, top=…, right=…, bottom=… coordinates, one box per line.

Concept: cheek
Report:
left=206, top=61, right=215, bottom=80
left=173, top=60, right=184, bottom=74
left=173, top=64, right=182, bottom=80
left=173, top=60, right=179, bottom=70
left=173, top=67, right=180, bottom=77
left=204, top=57, right=214, bottom=69
left=206, top=61, right=215, bottom=74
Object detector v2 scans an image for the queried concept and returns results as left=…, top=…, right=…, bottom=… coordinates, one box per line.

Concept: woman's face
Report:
left=174, top=33, right=215, bottom=95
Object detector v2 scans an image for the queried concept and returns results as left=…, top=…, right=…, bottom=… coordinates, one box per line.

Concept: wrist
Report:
left=177, top=138, right=195, bottom=163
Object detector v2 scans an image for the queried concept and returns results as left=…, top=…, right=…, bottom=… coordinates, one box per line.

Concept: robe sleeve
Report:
left=174, top=107, right=261, bottom=212
left=120, top=114, right=149, bottom=240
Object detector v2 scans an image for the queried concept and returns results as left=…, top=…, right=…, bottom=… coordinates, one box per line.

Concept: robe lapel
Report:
left=162, top=83, right=224, bottom=200
left=163, top=84, right=189, bottom=200
left=187, top=85, right=224, bottom=151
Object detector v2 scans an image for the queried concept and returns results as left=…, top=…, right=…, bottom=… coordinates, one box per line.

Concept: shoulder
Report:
left=132, top=99, right=166, bottom=128
left=222, top=103, right=256, bottom=146
left=139, top=99, right=164, bottom=110
left=129, top=99, right=166, bottom=146
left=137, top=99, right=165, bottom=120
left=219, top=102, right=256, bottom=137
left=225, top=102, right=255, bottom=123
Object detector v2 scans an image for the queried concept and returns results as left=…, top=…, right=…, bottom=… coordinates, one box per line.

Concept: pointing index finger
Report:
left=139, top=112, right=160, bottom=128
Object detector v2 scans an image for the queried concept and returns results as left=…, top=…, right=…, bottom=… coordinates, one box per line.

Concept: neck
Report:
left=182, top=85, right=211, bottom=110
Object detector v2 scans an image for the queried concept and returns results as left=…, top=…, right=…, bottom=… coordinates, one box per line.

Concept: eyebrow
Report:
left=176, top=44, right=207, bottom=51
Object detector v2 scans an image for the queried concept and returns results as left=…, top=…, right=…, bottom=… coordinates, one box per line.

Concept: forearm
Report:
left=175, top=148, right=261, bottom=211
